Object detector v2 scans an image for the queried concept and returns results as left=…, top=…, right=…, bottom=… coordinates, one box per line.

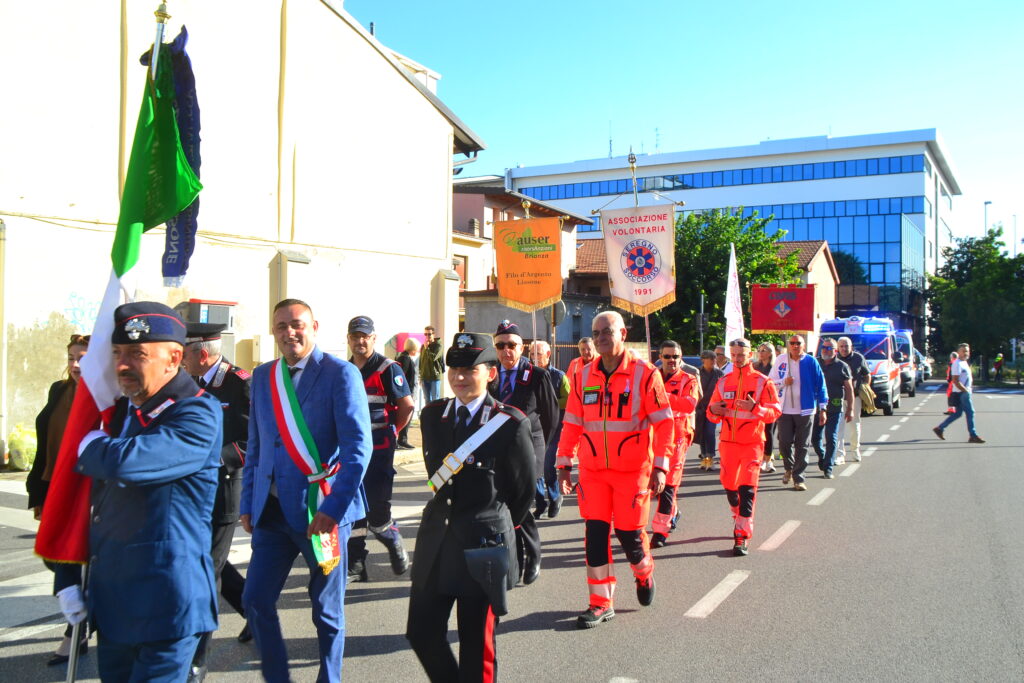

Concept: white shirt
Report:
left=951, top=358, right=972, bottom=393
left=455, top=394, right=487, bottom=424
left=200, top=357, right=222, bottom=386
left=773, top=353, right=804, bottom=415
left=287, top=353, right=312, bottom=389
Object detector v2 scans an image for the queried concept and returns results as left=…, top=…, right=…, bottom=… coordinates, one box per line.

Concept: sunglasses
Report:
left=821, top=346, right=836, bottom=351
left=494, top=341, right=519, bottom=350
left=788, top=341, right=803, bottom=345
left=661, top=354, right=680, bottom=360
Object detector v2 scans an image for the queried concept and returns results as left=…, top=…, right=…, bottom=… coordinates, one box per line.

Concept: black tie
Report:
left=289, top=366, right=300, bottom=378
left=197, top=377, right=207, bottom=389
left=455, top=406, right=472, bottom=444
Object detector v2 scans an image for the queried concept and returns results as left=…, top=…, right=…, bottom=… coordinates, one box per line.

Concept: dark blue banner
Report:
left=142, top=26, right=201, bottom=286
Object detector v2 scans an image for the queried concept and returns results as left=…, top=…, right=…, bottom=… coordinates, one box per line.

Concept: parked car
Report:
left=914, top=348, right=931, bottom=383
left=895, top=329, right=918, bottom=397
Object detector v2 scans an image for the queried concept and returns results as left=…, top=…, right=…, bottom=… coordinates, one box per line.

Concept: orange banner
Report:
left=493, top=217, right=563, bottom=312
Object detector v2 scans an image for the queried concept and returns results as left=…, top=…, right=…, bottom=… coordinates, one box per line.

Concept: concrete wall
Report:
left=0, top=0, right=462, bottom=435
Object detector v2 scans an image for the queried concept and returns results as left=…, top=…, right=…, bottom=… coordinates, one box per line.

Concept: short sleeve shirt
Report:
left=951, top=358, right=972, bottom=393
left=820, top=358, right=852, bottom=413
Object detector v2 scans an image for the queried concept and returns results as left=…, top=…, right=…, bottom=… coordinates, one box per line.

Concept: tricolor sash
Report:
left=269, top=358, right=340, bottom=575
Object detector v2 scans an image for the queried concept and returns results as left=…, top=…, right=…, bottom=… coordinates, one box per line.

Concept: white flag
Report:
left=724, top=243, right=745, bottom=343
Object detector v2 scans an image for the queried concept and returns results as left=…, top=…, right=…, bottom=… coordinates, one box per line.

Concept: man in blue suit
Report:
left=74, top=302, right=222, bottom=681
left=241, top=298, right=372, bottom=683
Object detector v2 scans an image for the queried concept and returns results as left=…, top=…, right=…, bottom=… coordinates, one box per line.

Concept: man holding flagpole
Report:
left=241, top=299, right=372, bottom=683
left=72, top=302, right=222, bottom=681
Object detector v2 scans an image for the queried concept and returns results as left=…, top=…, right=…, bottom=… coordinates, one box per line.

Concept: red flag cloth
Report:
left=750, top=284, right=816, bottom=333
left=34, top=381, right=109, bottom=563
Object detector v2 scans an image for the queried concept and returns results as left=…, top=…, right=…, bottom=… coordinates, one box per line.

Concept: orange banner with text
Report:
left=493, top=217, right=563, bottom=312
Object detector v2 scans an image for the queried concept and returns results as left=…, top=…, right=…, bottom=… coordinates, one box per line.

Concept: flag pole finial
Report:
left=150, top=2, right=171, bottom=79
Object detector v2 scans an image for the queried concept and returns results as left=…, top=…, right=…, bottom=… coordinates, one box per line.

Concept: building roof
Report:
left=453, top=176, right=594, bottom=227
left=572, top=239, right=607, bottom=275
left=508, top=128, right=961, bottom=195
left=323, top=1, right=486, bottom=157
left=776, top=240, right=840, bottom=283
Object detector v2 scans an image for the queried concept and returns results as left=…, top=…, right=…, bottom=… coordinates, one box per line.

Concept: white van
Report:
left=817, top=316, right=903, bottom=416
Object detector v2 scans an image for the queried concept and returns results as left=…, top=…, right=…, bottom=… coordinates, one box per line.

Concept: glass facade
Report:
left=520, top=154, right=926, bottom=203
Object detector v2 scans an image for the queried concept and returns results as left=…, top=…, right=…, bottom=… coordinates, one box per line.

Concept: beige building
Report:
left=775, top=240, right=840, bottom=349
left=0, top=1, right=482, bottom=446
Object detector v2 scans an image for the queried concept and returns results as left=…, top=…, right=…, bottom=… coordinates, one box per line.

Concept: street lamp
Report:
left=984, top=200, right=992, bottom=232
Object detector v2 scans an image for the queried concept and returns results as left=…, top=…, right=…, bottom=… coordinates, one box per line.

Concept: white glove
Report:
left=57, top=585, right=87, bottom=625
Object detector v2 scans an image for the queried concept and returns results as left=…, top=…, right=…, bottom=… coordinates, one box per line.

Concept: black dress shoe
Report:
left=237, top=623, right=253, bottom=643
left=46, top=639, right=87, bottom=666
left=347, top=558, right=369, bottom=584
left=387, top=542, right=410, bottom=575
left=547, top=497, right=562, bottom=519
left=533, top=500, right=547, bottom=519
left=522, top=557, right=541, bottom=585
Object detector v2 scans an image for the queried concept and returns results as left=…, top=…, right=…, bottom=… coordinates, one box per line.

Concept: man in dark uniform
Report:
left=73, top=302, right=221, bottom=681
left=182, top=322, right=252, bottom=668
left=488, top=320, right=558, bottom=585
left=407, top=332, right=534, bottom=682
left=346, top=315, right=414, bottom=582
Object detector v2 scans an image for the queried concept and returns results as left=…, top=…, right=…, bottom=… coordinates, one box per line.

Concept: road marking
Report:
left=684, top=570, right=750, bottom=618
left=877, top=433, right=891, bottom=442
left=0, top=506, right=39, bottom=533
left=807, top=488, right=835, bottom=506
left=0, top=481, right=28, bottom=496
left=840, top=464, right=861, bottom=477
left=862, top=447, right=877, bottom=457
left=758, top=520, right=800, bottom=551
left=0, top=619, right=64, bottom=643
left=889, top=424, right=901, bottom=431
left=609, top=678, right=640, bottom=683
left=899, top=417, right=909, bottom=423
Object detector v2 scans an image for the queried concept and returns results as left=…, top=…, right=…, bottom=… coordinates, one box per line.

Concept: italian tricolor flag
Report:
left=35, top=50, right=202, bottom=563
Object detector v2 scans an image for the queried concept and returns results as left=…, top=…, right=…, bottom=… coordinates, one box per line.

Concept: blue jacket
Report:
left=770, top=353, right=828, bottom=417
left=242, top=346, right=372, bottom=532
left=76, top=370, right=222, bottom=644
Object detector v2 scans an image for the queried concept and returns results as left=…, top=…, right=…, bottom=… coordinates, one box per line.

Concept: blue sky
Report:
left=346, top=0, right=1023, bottom=249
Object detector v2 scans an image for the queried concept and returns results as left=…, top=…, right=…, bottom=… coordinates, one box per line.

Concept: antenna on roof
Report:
left=608, top=121, right=613, bottom=158
left=655, top=127, right=660, bottom=154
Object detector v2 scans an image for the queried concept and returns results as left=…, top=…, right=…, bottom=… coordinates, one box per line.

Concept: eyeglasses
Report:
left=494, top=342, right=519, bottom=350
left=788, top=341, right=803, bottom=346
left=661, top=354, right=680, bottom=360
left=821, top=346, right=836, bottom=352
left=591, top=328, right=617, bottom=337
left=715, top=353, right=725, bottom=357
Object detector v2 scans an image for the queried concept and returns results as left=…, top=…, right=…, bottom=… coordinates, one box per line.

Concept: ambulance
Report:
left=894, top=329, right=918, bottom=397
left=817, top=316, right=902, bottom=415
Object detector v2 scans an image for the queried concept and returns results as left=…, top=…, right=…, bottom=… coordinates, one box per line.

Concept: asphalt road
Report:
left=2, top=380, right=1022, bottom=682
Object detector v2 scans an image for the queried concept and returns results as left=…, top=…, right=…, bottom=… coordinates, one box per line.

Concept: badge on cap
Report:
left=125, top=318, right=150, bottom=341
left=457, top=334, right=474, bottom=348
left=500, top=319, right=510, bottom=327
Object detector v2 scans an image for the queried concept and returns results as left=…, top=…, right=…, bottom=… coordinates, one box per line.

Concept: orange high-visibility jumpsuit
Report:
left=652, top=369, right=699, bottom=536
left=556, top=351, right=673, bottom=609
left=705, top=364, right=781, bottom=541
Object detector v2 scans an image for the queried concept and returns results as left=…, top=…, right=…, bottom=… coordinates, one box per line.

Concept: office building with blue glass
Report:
left=505, top=129, right=960, bottom=341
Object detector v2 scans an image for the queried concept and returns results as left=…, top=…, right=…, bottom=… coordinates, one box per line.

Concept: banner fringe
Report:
left=496, top=294, right=563, bottom=314
left=610, top=291, right=676, bottom=317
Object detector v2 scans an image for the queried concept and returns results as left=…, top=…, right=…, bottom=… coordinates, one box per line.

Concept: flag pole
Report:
left=151, top=2, right=171, bottom=79
left=627, top=150, right=653, bottom=361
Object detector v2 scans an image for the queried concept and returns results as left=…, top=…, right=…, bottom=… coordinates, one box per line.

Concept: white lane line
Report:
left=684, top=570, right=751, bottom=618
left=758, top=520, right=801, bottom=551
left=0, top=506, right=39, bottom=533
left=840, top=463, right=861, bottom=477
left=877, top=433, right=891, bottom=442
left=889, top=424, right=901, bottom=431
left=807, top=488, right=835, bottom=506
left=861, top=447, right=877, bottom=457
left=899, top=417, right=909, bottom=423
left=0, top=619, right=64, bottom=643
left=0, top=481, right=28, bottom=496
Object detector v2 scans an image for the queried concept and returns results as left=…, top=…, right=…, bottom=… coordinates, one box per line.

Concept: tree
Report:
left=832, top=250, right=868, bottom=285
left=926, top=225, right=1024, bottom=359
left=651, top=209, right=803, bottom=351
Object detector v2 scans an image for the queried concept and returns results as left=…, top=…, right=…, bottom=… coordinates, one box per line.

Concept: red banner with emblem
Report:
left=750, top=284, right=816, bottom=332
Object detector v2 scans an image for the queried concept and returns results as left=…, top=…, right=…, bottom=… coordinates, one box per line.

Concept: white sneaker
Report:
left=765, top=461, right=776, bottom=473
left=835, top=455, right=846, bottom=466
left=853, top=450, right=862, bottom=462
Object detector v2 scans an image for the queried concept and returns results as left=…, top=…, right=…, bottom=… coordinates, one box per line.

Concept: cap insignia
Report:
left=125, top=318, right=150, bottom=341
